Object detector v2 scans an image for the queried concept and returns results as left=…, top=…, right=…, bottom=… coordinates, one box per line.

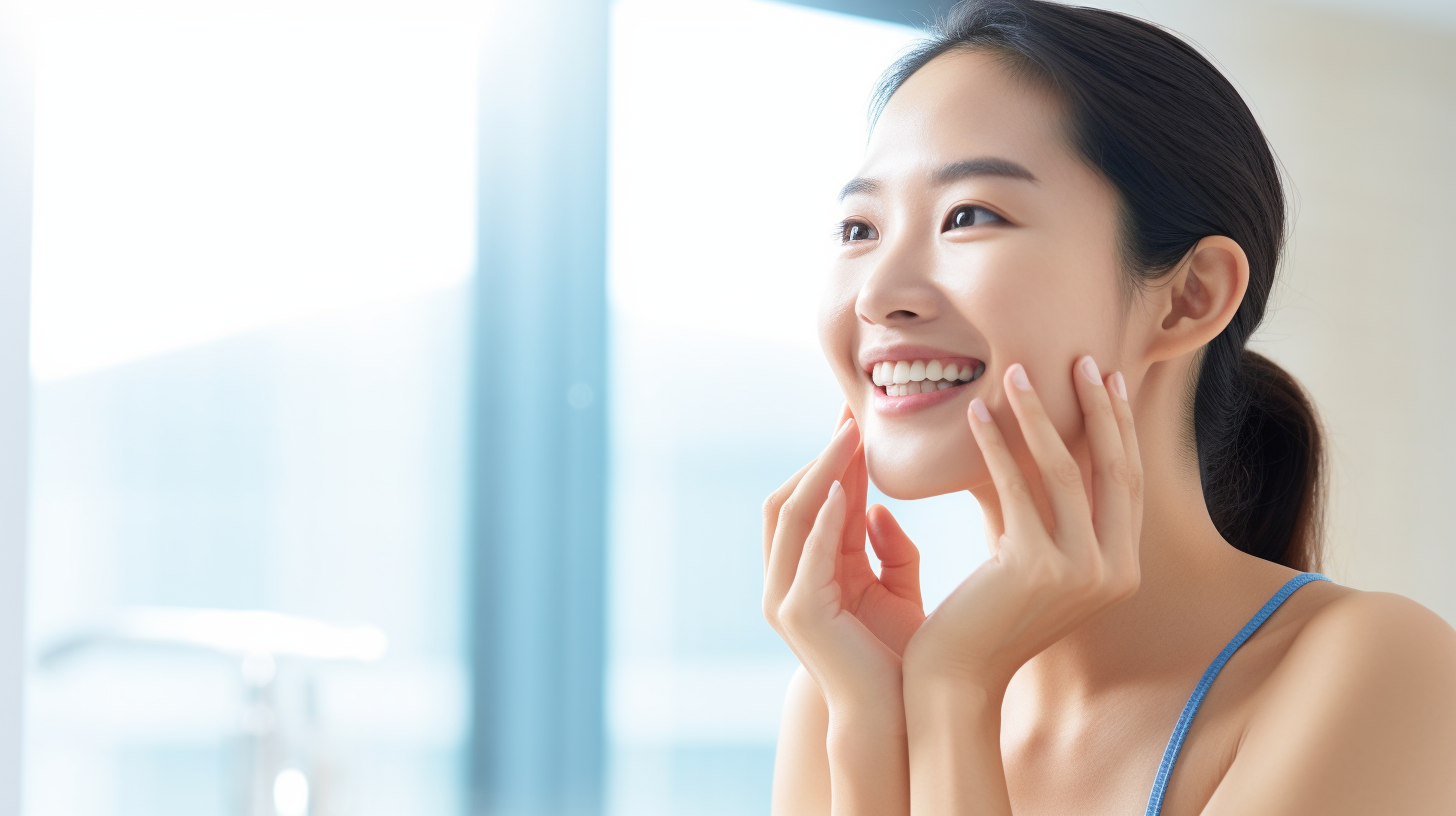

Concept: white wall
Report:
left=1091, top=0, right=1456, bottom=620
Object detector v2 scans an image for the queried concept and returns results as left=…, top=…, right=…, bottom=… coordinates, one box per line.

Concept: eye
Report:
left=836, top=220, right=878, bottom=243
left=943, top=205, right=1004, bottom=231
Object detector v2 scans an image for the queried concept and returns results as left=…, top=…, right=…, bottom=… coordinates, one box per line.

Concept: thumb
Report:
left=866, top=504, right=922, bottom=609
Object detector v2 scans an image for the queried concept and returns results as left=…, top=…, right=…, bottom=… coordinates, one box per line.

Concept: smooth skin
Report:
left=763, top=49, right=1456, bottom=815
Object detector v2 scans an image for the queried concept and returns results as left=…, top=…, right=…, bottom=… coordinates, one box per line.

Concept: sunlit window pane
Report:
left=26, top=3, right=477, bottom=814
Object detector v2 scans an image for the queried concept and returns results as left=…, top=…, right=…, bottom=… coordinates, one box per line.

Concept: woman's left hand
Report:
left=904, top=355, right=1144, bottom=691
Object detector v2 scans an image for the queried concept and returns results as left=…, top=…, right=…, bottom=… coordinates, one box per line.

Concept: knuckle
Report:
left=1123, top=565, right=1143, bottom=596
left=762, top=596, right=781, bottom=628
left=998, top=474, right=1035, bottom=501
left=761, top=493, right=783, bottom=523
left=1126, top=469, right=1145, bottom=502
left=1072, top=558, right=1102, bottom=594
left=778, top=597, right=810, bottom=631
left=765, top=481, right=797, bottom=515
left=1024, top=552, right=1063, bottom=587
left=777, top=496, right=802, bottom=525
left=1118, top=413, right=1137, bottom=439
left=1087, top=395, right=1115, bottom=421
left=1112, top=566, right=1141, bottom=599
left=1052, top=457, right=1084, bottom=490
left=1106, top=457, right=1133, bottom=487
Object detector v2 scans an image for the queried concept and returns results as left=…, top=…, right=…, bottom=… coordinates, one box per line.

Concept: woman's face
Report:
left=819, top=49, right=1129, bottom=499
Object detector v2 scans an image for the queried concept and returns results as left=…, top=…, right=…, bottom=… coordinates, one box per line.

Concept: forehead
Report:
left=861, top=49, right=1073, bottom=183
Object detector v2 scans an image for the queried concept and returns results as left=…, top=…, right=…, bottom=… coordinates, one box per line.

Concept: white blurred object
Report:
left=41, top=608, right=386, bottom=816
left=273, top=768, right=310, bottom=816
left=41, top=607, right=388, bottom=667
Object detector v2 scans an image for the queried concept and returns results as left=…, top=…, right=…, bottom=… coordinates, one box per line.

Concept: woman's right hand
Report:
left=762, top=415, right=905, bottom=711
left=763, top=405, right=928, bottom=679
left=763, top=412, right=913, bottom=814
left=824, top=404, right=927, bottom=657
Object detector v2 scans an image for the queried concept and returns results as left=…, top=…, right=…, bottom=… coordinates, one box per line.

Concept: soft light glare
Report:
left=609, top=0, right=909, bottom=353
left=28, top=0, right=479, bottom=381
left=273, top=768, right=309, bottom=816
left=44, top=608, right=389, bottom=665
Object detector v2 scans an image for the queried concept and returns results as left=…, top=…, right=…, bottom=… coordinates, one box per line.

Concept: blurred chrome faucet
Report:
left=43, top=607, right=388, bottom=816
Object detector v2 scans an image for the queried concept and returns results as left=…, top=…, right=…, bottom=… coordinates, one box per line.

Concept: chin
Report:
left=864, top=432, right=984, bottom=500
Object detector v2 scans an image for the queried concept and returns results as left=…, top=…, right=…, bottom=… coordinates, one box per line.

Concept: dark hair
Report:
left=872, top=0, right=1324, bottom=571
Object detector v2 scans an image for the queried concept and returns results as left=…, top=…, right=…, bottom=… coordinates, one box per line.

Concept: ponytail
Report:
left=1196, top=349, right=1324, bottom=572
left=873, top=0, right=1327, bottom=570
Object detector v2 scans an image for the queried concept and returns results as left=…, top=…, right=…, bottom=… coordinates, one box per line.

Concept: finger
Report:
left=1001, top=363, right=1095, bottom=548
left=765, top=418, right=862, bottom=604
left=866, top=504, right=921, bottom=608
left=795, top=480, right=848, bottom=592
left=1071, top=356, right=1131, bottom=558
left=1107, top=371, right=1145, bottom=565
left=966, top=395, right=1044, bottom=541
left=779, top=481, right=848, bottom=648
left=763, top=459, right=814, bottom=574
left=833, top=403, right=868, bottom=569
left=837, top=437, right=870, bottom=567
left=833, top=403, right=854, bottom=438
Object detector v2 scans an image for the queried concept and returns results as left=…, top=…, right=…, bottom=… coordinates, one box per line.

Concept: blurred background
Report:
left=0, top=0, right=1450, bottom=814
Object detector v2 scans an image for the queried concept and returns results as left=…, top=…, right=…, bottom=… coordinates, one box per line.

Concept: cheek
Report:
left=817, top=268, right=865, bottom=398
left=953, top=239, right=1121, bottom=439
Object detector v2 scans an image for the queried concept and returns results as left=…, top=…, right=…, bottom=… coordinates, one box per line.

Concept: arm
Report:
left=771, top=665, right=913, bottom=816
left=902, top=673, right=1011, bottom=816
left=762, top=419, right=912, bottom=816
left=1203, top=592, right=1456, bottom=815
left=771, top=666, right=830, bottom=815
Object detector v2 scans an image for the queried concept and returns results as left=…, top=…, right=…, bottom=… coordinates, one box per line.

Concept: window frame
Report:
left=465, top=0, right=949, bottom=813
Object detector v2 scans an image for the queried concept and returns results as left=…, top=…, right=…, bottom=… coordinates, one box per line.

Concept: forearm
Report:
left=904, top=671, right=1012, bottom=816
left=824, top=693, right=911, bottom=816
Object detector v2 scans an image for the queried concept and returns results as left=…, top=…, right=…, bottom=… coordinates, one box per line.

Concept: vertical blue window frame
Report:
left=466, top=1, right=954, bottom=813
left=0, top=0, right=29, bottom=809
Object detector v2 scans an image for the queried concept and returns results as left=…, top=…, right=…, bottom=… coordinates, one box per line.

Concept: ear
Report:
left=1144, top=235, right=1249, bottom=363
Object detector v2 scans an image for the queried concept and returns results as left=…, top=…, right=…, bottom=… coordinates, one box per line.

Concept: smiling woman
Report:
left=764, top=1, right=1456, bottom=814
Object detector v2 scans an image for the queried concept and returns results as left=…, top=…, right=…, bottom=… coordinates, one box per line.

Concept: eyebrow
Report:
left=837, top=156, right=1038, bottom=202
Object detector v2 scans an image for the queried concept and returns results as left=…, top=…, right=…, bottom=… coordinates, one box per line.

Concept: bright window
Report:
left=26, top=2, right=478, bottom=814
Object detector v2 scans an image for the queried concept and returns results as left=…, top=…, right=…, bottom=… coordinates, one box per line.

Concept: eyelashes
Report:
left=833, top=205, right=1007, bottom=245
left=943, top=204, right=1005, bottom=230
left=833, top=220, right=878, bottom=243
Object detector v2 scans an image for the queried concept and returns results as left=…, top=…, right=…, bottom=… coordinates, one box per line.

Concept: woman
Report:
left=760, top=1, right=1456, bottom=814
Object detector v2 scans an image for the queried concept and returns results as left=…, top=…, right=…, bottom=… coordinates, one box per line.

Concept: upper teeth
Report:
left=871, top=358, right=984, bottom=396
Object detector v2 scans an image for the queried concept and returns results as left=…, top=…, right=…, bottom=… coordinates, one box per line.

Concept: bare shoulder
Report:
left=1206, top=587, right=1456, bottom=815
left=1279, top=587, right=1456, bottom=693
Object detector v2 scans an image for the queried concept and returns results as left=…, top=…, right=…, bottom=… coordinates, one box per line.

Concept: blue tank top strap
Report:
left=1143, top=572, right=1330, bottom=816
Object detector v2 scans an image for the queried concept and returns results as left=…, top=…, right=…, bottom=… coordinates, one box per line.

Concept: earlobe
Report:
left=1147, top=236, right=1249, bottom=363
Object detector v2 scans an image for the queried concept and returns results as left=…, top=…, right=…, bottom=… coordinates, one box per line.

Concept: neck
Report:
left=969, top=358, right=1296, bottom=704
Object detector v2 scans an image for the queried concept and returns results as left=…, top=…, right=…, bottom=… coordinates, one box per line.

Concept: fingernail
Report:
left=970, top=397, right=992, bottom=423
left=828, top=480, right=843, bottom=500
left=837, top=418, right=855, bottom=436
left=1009, top=364, right=1032, bottom=392
left=1079, top=355, right=1101, bottom=385
left=1112, top=371, right=1127, bottom=401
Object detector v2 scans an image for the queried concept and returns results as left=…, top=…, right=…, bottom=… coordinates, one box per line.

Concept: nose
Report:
left=855, top=231, right=939, bottom=326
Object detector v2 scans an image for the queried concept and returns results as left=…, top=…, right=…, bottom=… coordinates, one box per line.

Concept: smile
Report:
left=870, top=358, right=986, bottom=396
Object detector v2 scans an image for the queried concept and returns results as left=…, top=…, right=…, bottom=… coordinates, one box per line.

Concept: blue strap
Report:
left=1143, top=572, right=1330, bottom=816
